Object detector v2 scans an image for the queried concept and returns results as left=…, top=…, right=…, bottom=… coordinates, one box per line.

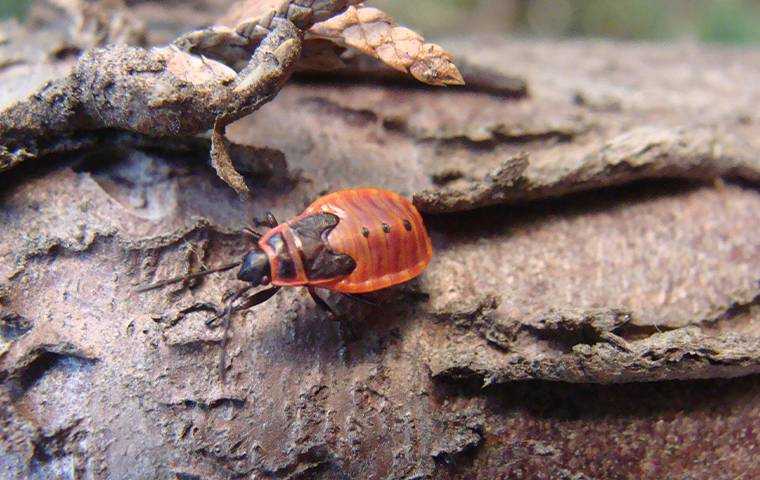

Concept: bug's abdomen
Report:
left=304, top=188, right=433, bottom=293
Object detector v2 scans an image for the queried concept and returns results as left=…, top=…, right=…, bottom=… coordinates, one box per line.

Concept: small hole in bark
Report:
left=1, top=313, right=33, bottom=340
left=7, top=350, right=97, bottom=400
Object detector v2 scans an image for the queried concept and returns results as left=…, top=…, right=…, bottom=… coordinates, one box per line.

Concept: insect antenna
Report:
left=136, top=262, right=241, bottom=292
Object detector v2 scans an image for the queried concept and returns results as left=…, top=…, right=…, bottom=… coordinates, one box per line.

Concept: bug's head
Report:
left=237, top=247, right=271, bottom=286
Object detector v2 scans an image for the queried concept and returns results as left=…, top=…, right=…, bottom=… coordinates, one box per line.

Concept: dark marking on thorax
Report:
left=265, top=232, right=296, bottom=279
left=289, top=213, right=356, bottom=280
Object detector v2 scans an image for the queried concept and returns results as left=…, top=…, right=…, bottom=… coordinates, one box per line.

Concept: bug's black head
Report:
left=237, top=247, right=271, bottom=286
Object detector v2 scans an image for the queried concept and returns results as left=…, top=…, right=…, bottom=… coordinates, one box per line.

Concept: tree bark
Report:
left=1, top=4, right=759, bottom=480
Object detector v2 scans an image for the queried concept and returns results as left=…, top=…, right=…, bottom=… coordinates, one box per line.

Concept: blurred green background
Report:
left=0, top=0, right=29, bottom=19
left=2, top=0, right=760, bottom=44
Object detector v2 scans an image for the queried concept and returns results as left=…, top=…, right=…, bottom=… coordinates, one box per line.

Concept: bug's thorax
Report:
left=258, top=223, right=305, bottom=286
left=257, top=212, right=357, bottom=287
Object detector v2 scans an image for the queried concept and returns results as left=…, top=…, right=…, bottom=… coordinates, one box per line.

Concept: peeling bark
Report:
left=414, top=126, right=760, bottom=213
left=1, top=4, right=760, bottom=480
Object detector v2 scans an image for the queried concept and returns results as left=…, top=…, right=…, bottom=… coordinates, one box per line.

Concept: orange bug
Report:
left=140, top=187, right=432, bottom=324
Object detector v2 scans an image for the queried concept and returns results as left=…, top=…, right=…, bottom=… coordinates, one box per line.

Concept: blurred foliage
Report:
left=375, top=0, right=760, bottom=43
left=2, top=0, right=760, bottom=43
left=0, top=0, right=31, bottom=19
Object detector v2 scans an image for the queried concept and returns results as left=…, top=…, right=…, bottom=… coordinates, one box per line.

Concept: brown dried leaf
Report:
left=309, top=5, right=464, bottom=86
left=210, top=121, right=250, bottom=195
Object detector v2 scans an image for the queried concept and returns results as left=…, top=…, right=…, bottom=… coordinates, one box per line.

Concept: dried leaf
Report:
left=309, top=5, right=464, bottom=86
left=210, top=120, right=249, bottom=195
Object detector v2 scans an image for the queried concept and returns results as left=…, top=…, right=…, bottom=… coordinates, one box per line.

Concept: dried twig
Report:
left=0, top=0, right=465, bottom=193
left=0, top=20, right=300, bottom=194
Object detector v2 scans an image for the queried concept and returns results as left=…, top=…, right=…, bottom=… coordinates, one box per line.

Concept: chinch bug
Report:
left=139, top=188, right=433, bottom=373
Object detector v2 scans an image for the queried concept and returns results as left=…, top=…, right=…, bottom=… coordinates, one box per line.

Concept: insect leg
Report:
left=212, top=284, right=255, bottom=381
left=307, top=287, right=340, bottom=319
left=218, top=285, right=281, bottom=381
left=246, top=211, right=278, bottom=241
left=217, top=286, right=256, bottom=327
left=244, top=227, right=263, bottom=240
left=254, top=211, right=279, bottom=229
left=230, top=285, right=281, bottom=314
left=342, top=293, right=379, bottom=307
left=308, top=287, right=358, bottom=348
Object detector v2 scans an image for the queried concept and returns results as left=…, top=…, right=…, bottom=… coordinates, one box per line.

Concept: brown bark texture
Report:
left=1, top=2, right=760, bottom=479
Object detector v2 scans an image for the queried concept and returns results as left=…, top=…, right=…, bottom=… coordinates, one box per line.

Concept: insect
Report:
left=139, top=188, right=433, bottom=366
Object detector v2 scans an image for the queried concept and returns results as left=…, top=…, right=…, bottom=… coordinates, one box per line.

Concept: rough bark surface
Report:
left=1, top=4, right=760, bottom=480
